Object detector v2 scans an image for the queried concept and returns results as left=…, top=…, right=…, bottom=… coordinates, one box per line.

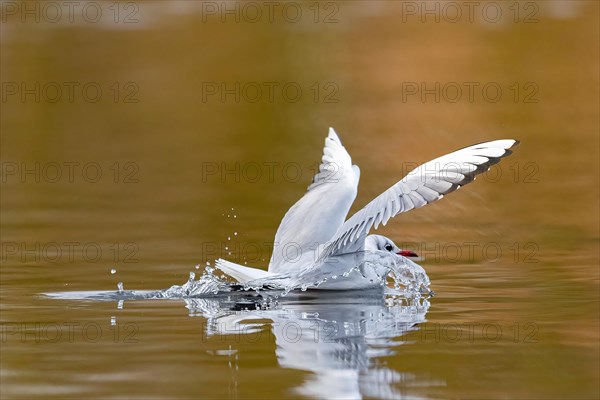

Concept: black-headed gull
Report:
left=216, top=128, right=518, bottom=290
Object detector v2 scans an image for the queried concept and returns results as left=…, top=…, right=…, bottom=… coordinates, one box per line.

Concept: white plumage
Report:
left=216, top=128, right=518, bottom=289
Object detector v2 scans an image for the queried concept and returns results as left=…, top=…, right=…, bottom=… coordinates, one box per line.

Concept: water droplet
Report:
left=195, top=265, right=200, bottom=270
left=111, top=316, right=116, bottom=325
left=110, top=268, right=117, bottom=274
left=234, top=232, right=238, bottom=236
left=206, top=261, right=210, bottom=266
left=227, top=236, right=231, bottom=241
left=117, top=300, right=124, bottom=309
left=233, top=215, right=237, bottom=218
left=225, top=246, right=229, bottom=250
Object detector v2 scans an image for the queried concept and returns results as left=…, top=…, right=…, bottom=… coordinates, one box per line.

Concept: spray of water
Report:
left=159, top=251, right=432, bottom=301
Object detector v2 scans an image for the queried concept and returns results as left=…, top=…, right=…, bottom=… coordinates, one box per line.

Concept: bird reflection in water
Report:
left=187, top=291, right=444, bottom=399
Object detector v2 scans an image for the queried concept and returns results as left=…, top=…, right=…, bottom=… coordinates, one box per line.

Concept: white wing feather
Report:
left=268, top=128, right=360, bottom=274
left=318, top=139, right=520, bottom=260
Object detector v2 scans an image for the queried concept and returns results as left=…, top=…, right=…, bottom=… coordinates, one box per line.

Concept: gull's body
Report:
left=216, top=128, right=519, bottom=290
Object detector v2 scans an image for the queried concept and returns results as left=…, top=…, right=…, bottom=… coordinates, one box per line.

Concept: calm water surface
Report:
left=1, top=1, right=598, bottom=399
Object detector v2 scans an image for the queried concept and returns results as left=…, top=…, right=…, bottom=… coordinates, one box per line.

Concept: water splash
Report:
left=196, top=251, right=433, bottom=302
left=159, top=266, right=232, bottom=298
left=267, top=251, right=432, bottom=297
left=45, top=251, right=432, bottom=302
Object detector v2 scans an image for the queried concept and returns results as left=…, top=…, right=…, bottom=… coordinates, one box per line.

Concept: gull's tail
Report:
left=215, top=259, right=274, bottom=283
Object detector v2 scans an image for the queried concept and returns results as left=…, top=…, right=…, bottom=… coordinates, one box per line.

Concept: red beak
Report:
left=397, top=250, right=419, bottom=258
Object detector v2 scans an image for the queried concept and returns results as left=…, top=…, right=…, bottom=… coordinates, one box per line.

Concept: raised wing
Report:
left=307, top=128, right=358, bottom=192
left=318, top=139, right=520, bottom=260
left=268, top=128, right=360, bottom=274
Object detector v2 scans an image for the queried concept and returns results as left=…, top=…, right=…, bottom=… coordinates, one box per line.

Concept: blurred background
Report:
left=1, top=1, right=598, bottom=399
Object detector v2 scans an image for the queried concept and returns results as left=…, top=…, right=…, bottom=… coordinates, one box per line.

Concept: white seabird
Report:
left=216, top=128, right=518, bottom=290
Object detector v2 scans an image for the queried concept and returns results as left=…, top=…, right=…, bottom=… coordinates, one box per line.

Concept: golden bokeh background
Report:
left=1, top=1, right=598, bottom=398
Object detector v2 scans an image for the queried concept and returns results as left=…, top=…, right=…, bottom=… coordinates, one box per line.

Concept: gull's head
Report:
left=365, top=234, right=419, bottom=259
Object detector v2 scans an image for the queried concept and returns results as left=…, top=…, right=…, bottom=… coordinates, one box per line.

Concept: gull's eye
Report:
left=384, top=244, right=393, bottom=251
